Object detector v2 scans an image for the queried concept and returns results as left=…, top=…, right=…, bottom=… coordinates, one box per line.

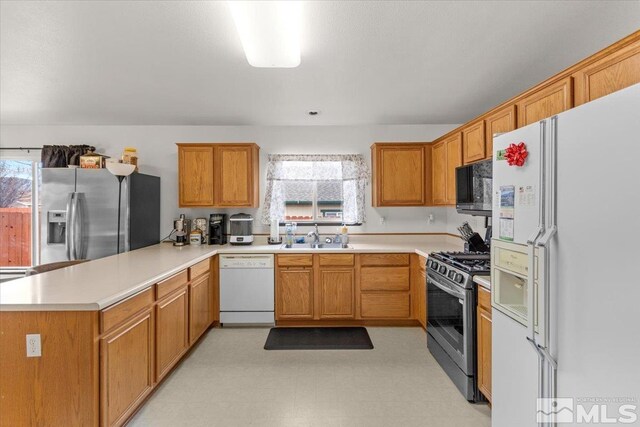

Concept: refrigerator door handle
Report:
left=65, top=193, right=74, bottom=261
left=537, top=116, right=559, bottom=353
left=66, top=192, right=87, bottom=260
left=74, top=193, right=87, bottom=260
left=526, top=120, right=547, bottom=343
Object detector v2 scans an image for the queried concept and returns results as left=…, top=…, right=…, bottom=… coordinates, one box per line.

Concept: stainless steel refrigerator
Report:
left=41, top=168, right=160, bottom=264
left=491, top=83, right=640, bottom=426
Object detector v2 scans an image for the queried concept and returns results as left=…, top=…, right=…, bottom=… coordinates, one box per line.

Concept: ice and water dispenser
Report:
left=47, top=211, right=67, bottom=244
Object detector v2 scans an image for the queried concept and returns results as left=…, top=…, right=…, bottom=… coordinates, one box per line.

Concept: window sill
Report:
left=279, top=222, right=362, bottom=227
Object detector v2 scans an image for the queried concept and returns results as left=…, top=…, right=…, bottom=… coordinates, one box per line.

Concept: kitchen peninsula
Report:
left=0, top=235, right=461, bottom=426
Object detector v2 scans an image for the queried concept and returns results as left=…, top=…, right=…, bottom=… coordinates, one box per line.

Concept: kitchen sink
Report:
left=281, top=243, right=351, bottom=250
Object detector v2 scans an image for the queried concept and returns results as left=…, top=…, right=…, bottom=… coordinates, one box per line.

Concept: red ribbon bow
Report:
left=505, top=142, right=528, bottom=167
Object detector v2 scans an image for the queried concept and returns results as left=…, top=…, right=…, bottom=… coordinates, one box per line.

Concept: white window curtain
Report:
left=262, top=154, right=370, bottom=224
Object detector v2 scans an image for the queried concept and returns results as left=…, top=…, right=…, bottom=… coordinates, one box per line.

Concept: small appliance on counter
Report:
left=208, top=214, right=228, bottom=245
left=229, top=213, right=253, bottom=245
left=173, top=214, right=191, bottom=246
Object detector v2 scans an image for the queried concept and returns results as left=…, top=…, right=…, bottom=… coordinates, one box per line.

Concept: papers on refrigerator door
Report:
left=499, top=185, right=515, bottom=241
left=517, top=185, right=535, bottom=208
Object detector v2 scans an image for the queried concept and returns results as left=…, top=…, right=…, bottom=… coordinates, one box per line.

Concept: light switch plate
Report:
left=26, top=334, right=41, bottom=357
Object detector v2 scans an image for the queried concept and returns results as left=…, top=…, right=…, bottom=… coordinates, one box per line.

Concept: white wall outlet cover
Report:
left=26, top=334, right=41, bottom=357
left=379, top=217, right=386, bottom=224
left=428, top=213, right=435, bottom=222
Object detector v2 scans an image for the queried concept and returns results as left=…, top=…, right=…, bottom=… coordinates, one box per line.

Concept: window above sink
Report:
left=262, top=154, right=369, bottom=226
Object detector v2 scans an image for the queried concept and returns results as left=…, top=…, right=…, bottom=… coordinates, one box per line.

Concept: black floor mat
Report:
left=264, top=327, right=374, bottom=350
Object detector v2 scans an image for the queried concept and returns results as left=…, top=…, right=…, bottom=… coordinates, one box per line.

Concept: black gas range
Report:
left=427, top=251, right=490, bottom=289
left=426, top=250, right=490, bottom=402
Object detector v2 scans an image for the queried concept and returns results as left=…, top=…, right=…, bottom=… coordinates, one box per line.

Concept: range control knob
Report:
left=455, top=273, right=464, bottom=283
left=448, top=271, right=456, bottom=280
left=427, top=260, right=433, bottom=269
left=431, top=262, right=439, bottom=270
left=439, top=265, right=447, bottom=274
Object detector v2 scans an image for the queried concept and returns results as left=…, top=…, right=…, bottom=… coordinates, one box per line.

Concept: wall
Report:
left=0, top=124, right=482, bottom=237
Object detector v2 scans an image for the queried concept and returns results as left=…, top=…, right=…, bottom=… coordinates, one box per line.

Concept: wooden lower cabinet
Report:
left=477, top=286, right=492, bottom=403
left=276, top=268, right=314, bottom=319
left=275, top=253, right=415, bottom=324
left=155, top=286, right=189, bottom=381
left=100, top=308, right=155, bottom=427
left=190, top=273, right=213, bottom=344
left=361, top=293, right=411, bottom=318
left=359, top=254, right=412, bottom=320
left=418, top=266, right=427, bottom=329
left=319, top=268, right=355, bottom=319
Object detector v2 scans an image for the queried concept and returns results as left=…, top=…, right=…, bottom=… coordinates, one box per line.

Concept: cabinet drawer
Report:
left=360, top=267, right=410, bottom=291
left=319, top=254, right=354, bottom=266
left=189, top=258, right=211, bottom=280
left=101, top=287, right=154, bottom=333
left=156, top=270, right=189, bottom=300
left=361, top=293, right=410, bottom=318
left=359, top=253, right=409, bottom=266
left=277, top=254, right=313, bottom=267
left=478, top=286, right=491, bottom=312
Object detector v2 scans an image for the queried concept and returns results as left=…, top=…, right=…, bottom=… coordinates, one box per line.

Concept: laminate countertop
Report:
left=0, top=235, right=462, bottom=312
left=474, top=275, right=491, bottom=291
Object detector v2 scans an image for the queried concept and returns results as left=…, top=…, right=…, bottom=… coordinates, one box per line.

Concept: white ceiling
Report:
left=1, top=1, right=638, bottom=126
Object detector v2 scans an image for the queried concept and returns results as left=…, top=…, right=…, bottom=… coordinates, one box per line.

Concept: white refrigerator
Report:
left=491, top=83, right=640, bottom=426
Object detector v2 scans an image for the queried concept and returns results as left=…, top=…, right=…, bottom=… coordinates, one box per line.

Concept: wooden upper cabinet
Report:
left=573, top=39, right=640, bottom=106
left=371, top=143, right=427, bottom=207
left=432, top=133, right=461, bottom=206
left=517, top=77, right=573, bottom=127
left=445, top=134, right=462, bottom=205
left=178, top=145, right=214, bottom=207
left=485, top=104, right=517, bottom=158
left=213, top=144, right=260, bottom=207
left=177, top=143, right=259, bottom=208
left=431, top=141, right=446, bottom=205
left=462, top=120, right=486, bottom=164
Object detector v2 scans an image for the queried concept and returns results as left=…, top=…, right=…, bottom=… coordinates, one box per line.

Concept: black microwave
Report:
left=455, top=159, right=493, bottom=216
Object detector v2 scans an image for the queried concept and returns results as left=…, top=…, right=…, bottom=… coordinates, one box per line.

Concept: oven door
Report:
left=427, top=272, right=474, bottom=374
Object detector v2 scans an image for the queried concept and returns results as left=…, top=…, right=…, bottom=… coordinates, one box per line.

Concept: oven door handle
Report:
left=427, top=273, right=466, bottom=300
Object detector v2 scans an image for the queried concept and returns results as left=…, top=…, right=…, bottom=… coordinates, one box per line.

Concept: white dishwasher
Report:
left=219, top=254, right=275, bottom=325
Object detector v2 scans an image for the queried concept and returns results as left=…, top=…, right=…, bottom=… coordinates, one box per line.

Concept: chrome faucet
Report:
left=307, top=224, right=320, bottom=245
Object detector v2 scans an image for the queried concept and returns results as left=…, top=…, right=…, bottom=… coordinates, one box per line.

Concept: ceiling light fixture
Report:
left=228, top=1, right=302, bottom=68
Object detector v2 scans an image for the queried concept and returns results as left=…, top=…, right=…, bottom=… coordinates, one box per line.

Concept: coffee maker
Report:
left=208, top=214, right=228, bottom=245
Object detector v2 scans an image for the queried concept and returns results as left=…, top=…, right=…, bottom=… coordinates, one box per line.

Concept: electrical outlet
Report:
left=26, top=334, right=41, bottom=357
left=427, top=213, right=435, bottom=223
left=379, top=216, right=386, bottom=224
